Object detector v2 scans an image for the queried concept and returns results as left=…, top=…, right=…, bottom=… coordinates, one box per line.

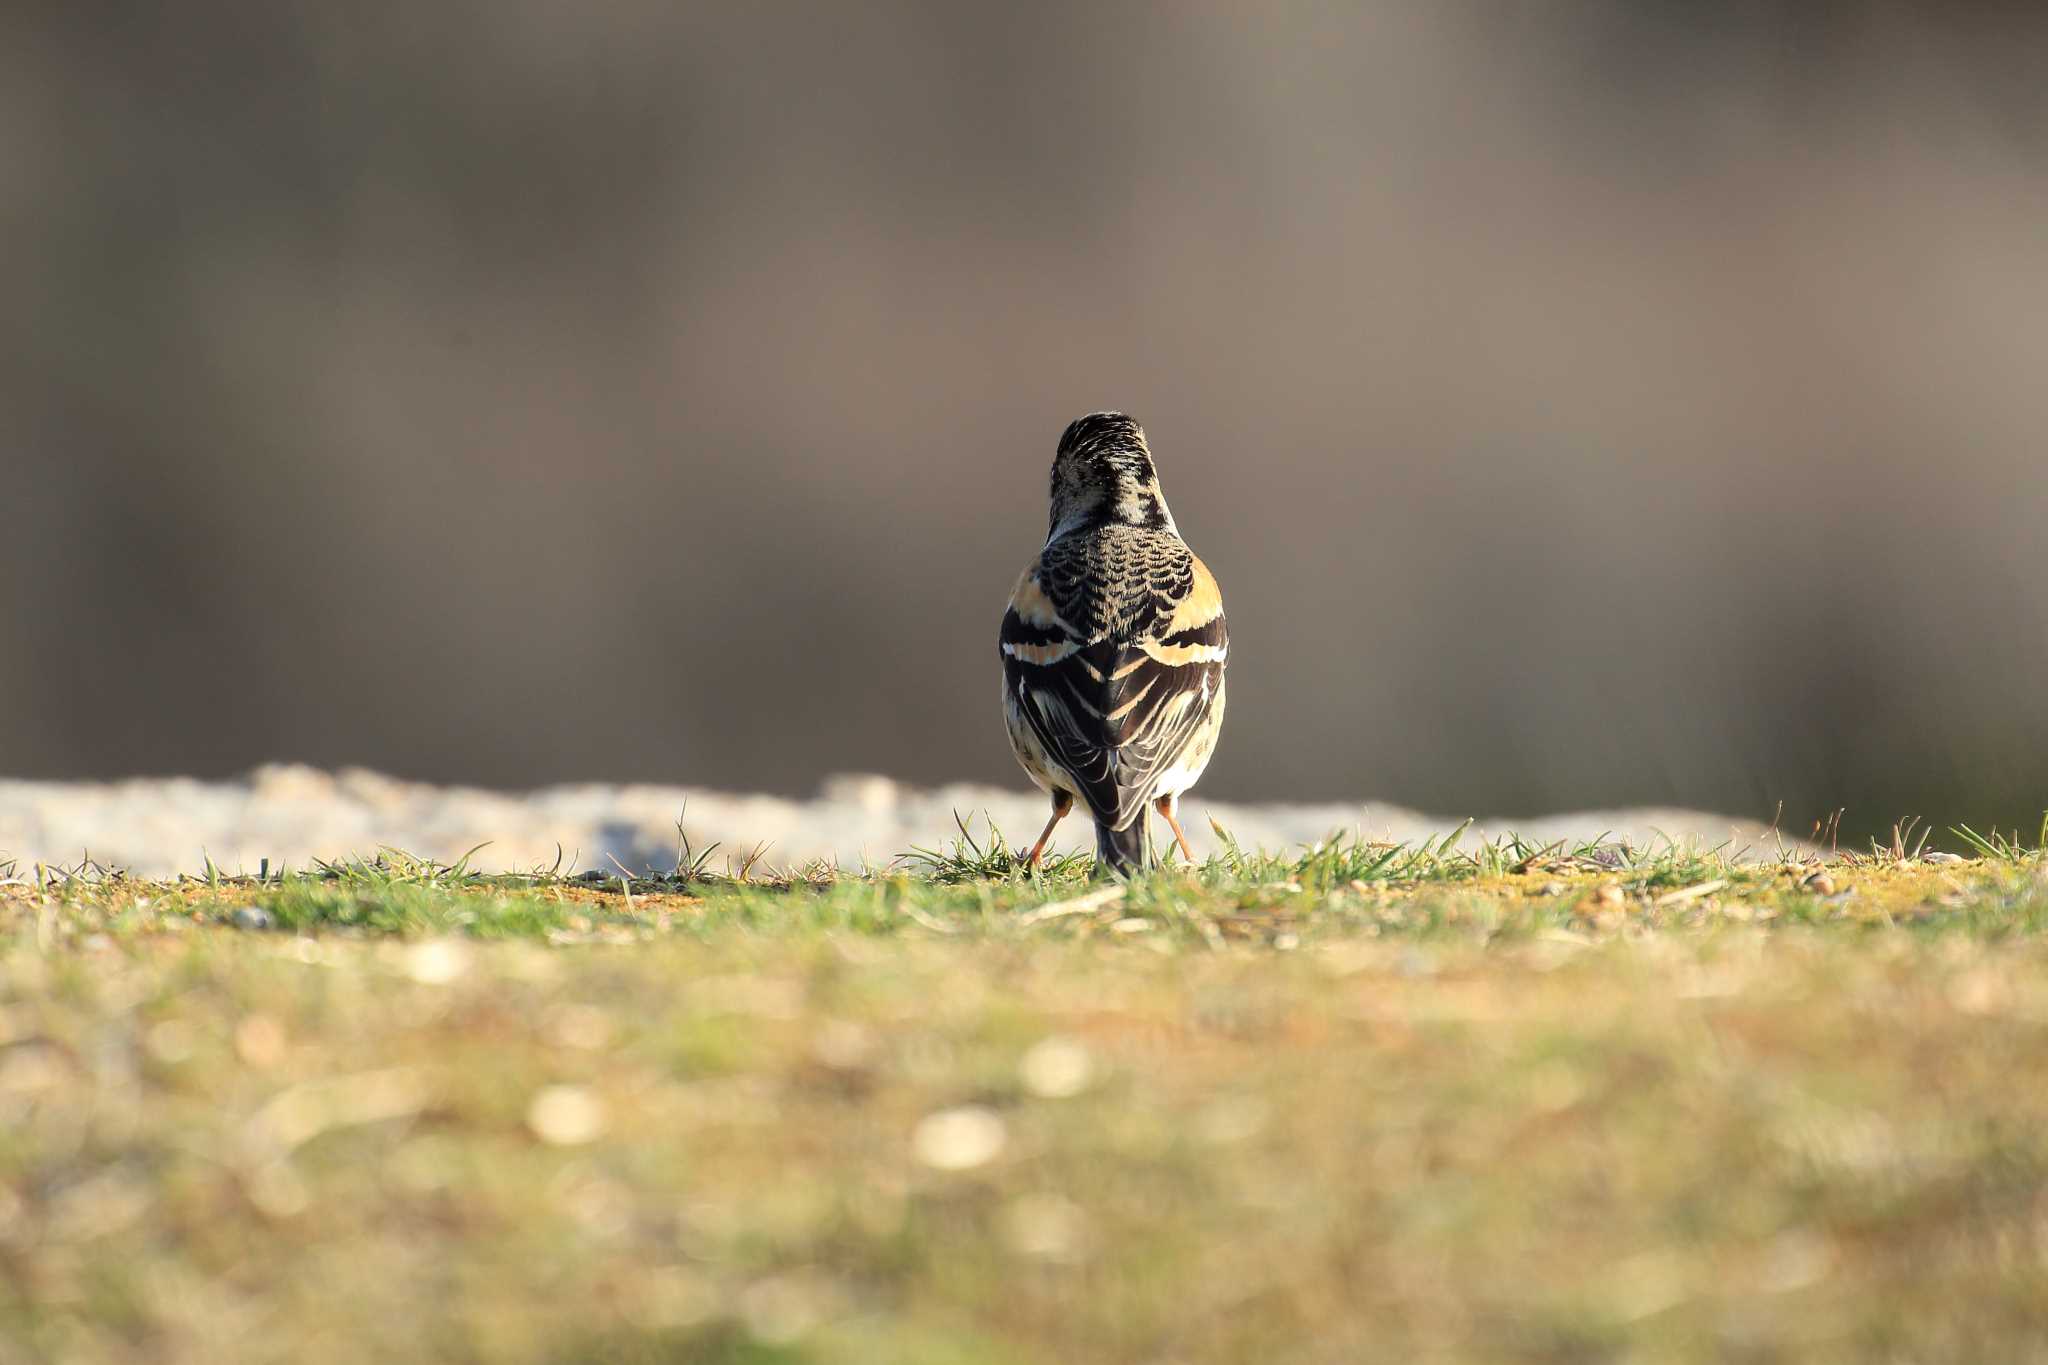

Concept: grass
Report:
left=5, top=821, right=2048, bottom=1362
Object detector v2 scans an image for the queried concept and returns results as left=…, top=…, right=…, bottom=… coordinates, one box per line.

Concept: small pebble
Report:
left=230, top=905, right=274, bottom=931
left=1002, top=1192, right=1090, bottom=1263
left=1396, top=948, right=1435, bottom=978
left=1018, top=1037, right=1095, bottom=1099
left=912, top=1106, right=1007, bottom=1170
left=1802, top=872, right=1838, bottom=896
left=548, top=1004, right=616, bottom=1051
left=405, top=938, right=472, bottom=985
left=1758, top=1228, right=1836, bottom=1293
left=1588, top=881, right=1625, bottom=910
left=738, top=1273, right=833, bottom=1347
left=1195, top=1095, right=1270, bottom=1144
left=810, top=1019, right=877, bottom=1071
left=144, top=1018, right=199, bottom=1064
left=1922, top=852, right=1967, bottom=866
left=527, top=1085, right=607, bottom=1146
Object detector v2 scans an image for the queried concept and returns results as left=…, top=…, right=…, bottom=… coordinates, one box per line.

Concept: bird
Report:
left=1000, top=412, right=1228, bottom=876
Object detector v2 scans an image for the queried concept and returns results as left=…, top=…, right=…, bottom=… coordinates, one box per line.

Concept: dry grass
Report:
left=4, top=833, right=2048, bottom=1363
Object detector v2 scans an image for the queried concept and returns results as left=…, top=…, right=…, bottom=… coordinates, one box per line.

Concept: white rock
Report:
left=912, top=1106, right=1006, bottom=1171
left=1017, top=1037, right=1095, bottom=1099
left=527, top=1085, right=607, bottom=1146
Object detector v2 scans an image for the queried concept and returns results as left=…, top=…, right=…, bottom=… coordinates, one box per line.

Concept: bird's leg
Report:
left=1156, top=795, right=1196, bottom=863
left=1022, top=791, right=1074, bottom=869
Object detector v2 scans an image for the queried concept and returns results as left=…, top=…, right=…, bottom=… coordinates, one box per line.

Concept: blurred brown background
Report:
left=6, top=2, right=2047, bottom=839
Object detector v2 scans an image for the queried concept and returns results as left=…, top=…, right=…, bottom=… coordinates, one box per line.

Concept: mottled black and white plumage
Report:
left=1001, top=413, right=1228, bottom=875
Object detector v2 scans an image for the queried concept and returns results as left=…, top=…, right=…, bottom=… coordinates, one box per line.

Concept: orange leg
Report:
left=1156, top=795, right=1196, bottom=863
left=1022, top=791, right=1074, bottom=869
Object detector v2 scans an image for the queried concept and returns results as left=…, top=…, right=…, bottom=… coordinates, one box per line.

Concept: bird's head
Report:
left=1046, top=412, right=1177, bottom=543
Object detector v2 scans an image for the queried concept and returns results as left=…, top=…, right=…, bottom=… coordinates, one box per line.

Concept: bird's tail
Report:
left=1093, top=816, right=1152, bottom=878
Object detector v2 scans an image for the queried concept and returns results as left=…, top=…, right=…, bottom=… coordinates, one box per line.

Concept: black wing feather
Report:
left=1003, top=619, right=1224, bottom=832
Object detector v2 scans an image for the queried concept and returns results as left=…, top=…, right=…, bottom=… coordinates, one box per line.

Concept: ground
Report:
left=4, top=824, right=2048, bottom=1363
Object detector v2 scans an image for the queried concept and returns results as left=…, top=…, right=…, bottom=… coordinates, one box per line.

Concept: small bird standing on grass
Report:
left=1000, top=413, right=1228, bottom=875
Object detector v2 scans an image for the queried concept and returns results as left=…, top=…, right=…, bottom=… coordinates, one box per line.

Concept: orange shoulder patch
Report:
left=1010, top=568, right=1068, bottom=630
left=1165, top=554, right=1225, bottom=635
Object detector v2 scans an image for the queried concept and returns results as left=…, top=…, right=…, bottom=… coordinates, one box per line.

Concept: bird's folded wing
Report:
left=1001, top=558, right=1227, bottom=831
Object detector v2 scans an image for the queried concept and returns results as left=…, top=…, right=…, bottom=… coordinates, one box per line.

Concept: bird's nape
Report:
left=1055, top=412, right=1149, bottom=463
left=1046, top=413, right=1176, bottom=541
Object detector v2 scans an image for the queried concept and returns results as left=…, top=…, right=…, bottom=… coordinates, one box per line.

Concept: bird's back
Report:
left=1038, top=525, right=1196, bottom=642
left=1002, top=525, right=1227, bottom=832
